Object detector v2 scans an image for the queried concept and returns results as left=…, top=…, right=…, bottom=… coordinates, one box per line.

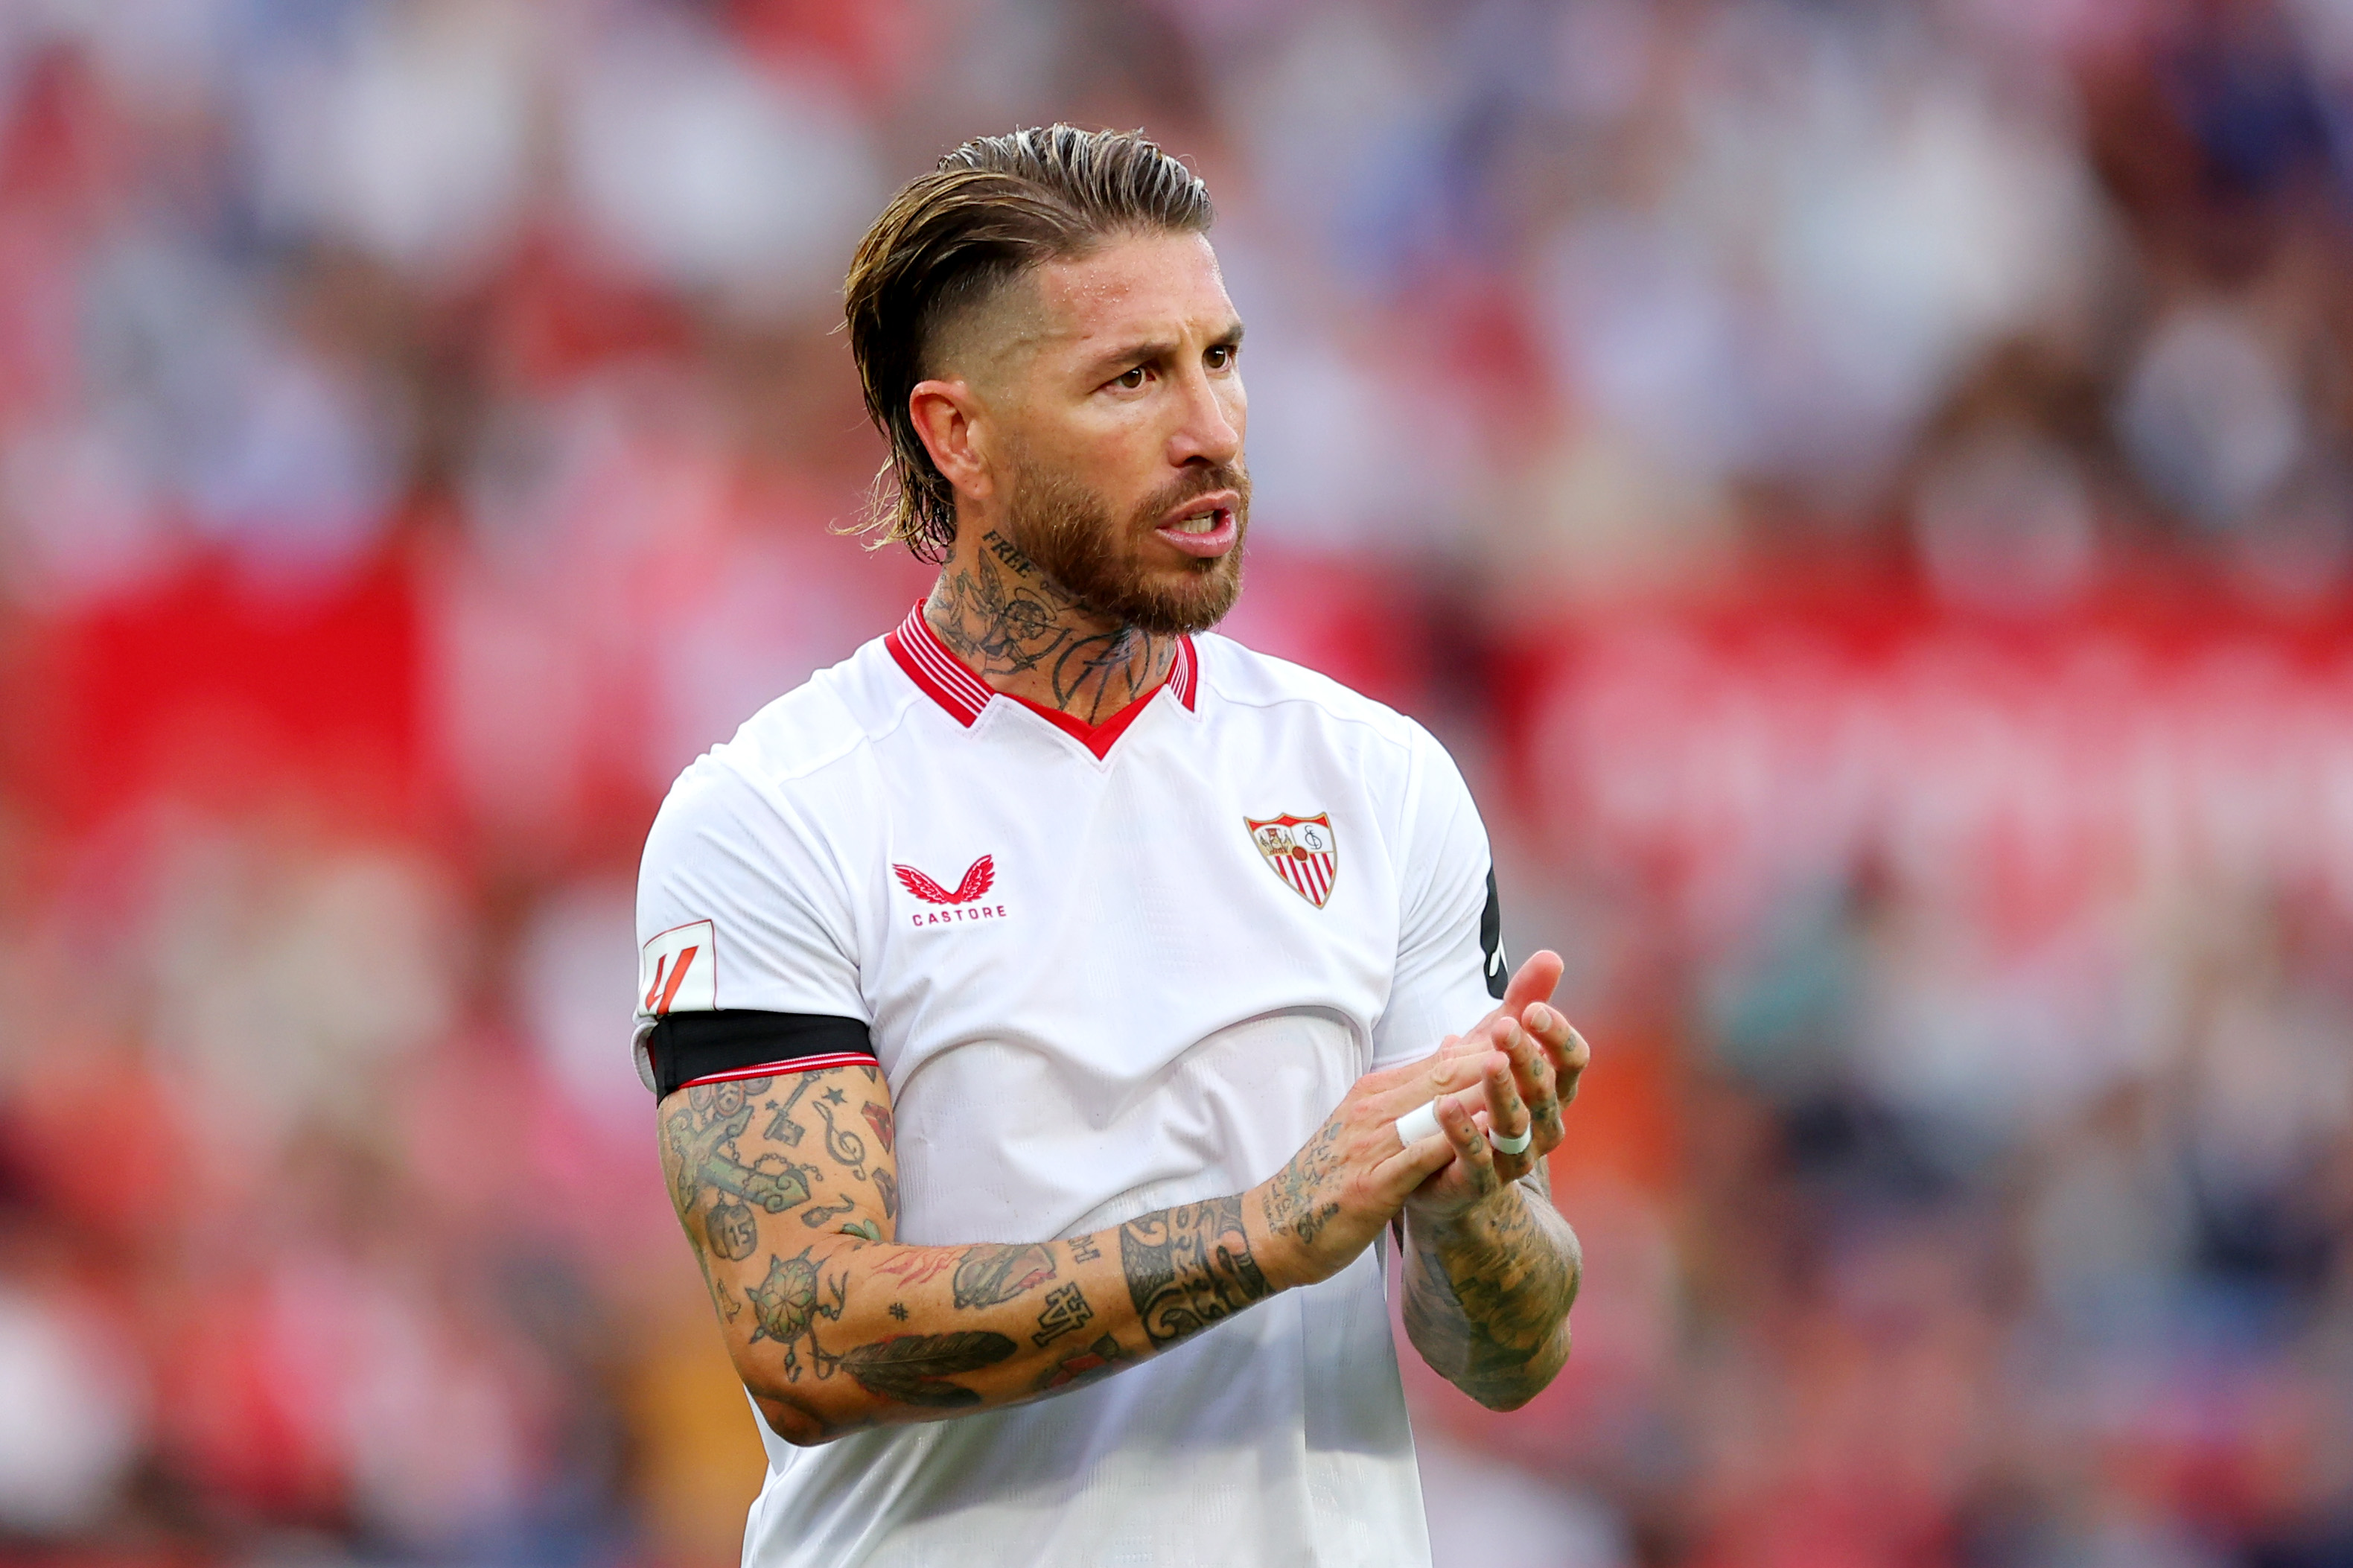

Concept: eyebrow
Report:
left=1080, top=319, right=1246, bottom=380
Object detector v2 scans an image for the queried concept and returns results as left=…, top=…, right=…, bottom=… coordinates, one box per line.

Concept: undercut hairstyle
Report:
left=843, top=126, right=1214, bottom=562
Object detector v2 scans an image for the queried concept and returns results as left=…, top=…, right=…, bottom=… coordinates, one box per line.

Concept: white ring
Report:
left=1393, top=1102, right=1441, bottom=1145
left=1487, top=1126, right=1532, bottom=1156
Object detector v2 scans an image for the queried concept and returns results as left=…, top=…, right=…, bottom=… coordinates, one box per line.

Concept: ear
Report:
left=908, top=379, right=995, bottom=504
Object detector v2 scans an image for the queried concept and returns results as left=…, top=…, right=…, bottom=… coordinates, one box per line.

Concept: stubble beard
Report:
left=1003, top=457, right=1251, bottom=637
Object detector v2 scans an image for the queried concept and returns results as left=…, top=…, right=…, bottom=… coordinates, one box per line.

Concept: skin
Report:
left=1396, top=954, right=1589, bottom=1409
left=660, top=1051, right=1501, bottom=1443
left=908, top=230, right=1247, bottom=721
left=660, top=232, right=1586, bottom=1442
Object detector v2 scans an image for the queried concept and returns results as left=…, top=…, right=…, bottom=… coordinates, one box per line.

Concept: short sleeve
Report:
left=631, top=759, right=869, bottom=1092
left=1369, top=729, right=1506, bottom=1071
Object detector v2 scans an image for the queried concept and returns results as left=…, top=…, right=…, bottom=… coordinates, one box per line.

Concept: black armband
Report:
left=643, top=1010, right=876, bottom=1099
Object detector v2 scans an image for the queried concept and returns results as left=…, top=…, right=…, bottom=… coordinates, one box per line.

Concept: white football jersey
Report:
left=634, top=605, right=1505, bottom=1568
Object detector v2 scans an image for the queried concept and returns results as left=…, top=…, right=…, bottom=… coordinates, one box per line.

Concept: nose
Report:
left=1168, top=360, right=1243, bottom=468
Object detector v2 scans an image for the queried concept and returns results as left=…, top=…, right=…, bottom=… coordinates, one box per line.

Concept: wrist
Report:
left=1241, top=1179, right=1312, bottom=1293
left=1407, top=1180, right=1524, bottom=1251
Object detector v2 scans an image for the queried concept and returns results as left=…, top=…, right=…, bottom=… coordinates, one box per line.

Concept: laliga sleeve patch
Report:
left=640, top=920, right=717, bottom=1016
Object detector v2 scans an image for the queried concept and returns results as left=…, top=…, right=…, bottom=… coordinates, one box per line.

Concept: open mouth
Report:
left=1153, top=495, right=1240, bottom=558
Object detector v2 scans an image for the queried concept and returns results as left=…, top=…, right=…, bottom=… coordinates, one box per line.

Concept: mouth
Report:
left=1152, top=491, right=1241, bottom=559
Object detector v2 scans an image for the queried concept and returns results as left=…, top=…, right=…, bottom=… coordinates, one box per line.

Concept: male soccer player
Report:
left=634, top=126, right=1587, bottom=1567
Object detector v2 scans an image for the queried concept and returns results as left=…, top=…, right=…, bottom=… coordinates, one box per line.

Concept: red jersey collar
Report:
left=885, top=602, right=1197, bottom=753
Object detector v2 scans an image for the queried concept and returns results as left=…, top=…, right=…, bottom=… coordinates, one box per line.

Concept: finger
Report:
left=1481, top=1035, right=1532, bottom=1147
left=1497, top=949, right=1566, bottom=1024
left=1457, top=949, right=1568, bottom=1045
left=1493, top=1016, right=1556, bottom=1106
left=1519, top=1001, right=1580, bottom=1068
left=1492, top=1016, right=1561, bottom=1148
left=1477, top=1044, right=1539, bottom=1177
left=1521, top=1004, right=1591, bottom=1106
left=1368, top=1048, right=1503, bottom=1121
left=1385, top=1059, right=1506, bottom=1148
left=1372, top=1116, right=1465, bottom=1193
left=1356, top=1036, right=1470, bottom=1095
left=1436, top=1091, right=1500, bottom=1194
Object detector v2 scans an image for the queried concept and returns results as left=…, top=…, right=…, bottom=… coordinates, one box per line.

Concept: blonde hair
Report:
left=841, top=126, right=1213, bottom=561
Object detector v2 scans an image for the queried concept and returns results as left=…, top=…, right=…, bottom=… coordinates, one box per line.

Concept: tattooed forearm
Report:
left=1035, top=1333, right=1127, bottom=1392
left=1120, top=1196, right=1273, bottom=1349
left=1031, top=1281, right=1094, bottom=1347
left=840, top=1332, right=1016, bottom=1408
left=662, top=1068, right=1294, bottom=1444
left=1259, top=1118, right=1343, bottom=1248
left=872, top=1249, right=954, bottom=1290
left=1402, top=1180, right=1580, bottom=1410
left=952, top=1243, right=1057, bottom=1308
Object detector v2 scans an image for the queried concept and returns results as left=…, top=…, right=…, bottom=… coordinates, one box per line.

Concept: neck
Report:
left=923, top=526, right=1176, bottom=723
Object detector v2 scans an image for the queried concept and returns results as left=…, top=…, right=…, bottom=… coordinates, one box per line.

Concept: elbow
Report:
left=1471, top=1386, right=1540, bottom=1415
left=748, top=1387, right=837, bottom=1448
left=1463, top=1325, right=1573, bottom=1413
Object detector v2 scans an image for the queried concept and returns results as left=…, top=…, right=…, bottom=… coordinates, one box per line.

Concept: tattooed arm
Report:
left=658, top=1048, right=1497, bottom=1446
left=1401, top=1151, right=1582, bottom=1410
left=1398, top=954, right=1591, bottom=1410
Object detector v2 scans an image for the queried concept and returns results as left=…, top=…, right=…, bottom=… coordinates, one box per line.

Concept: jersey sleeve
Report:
left=633, top=759, right=871, bottom=1096
left=1369, top=727, right=1508, bottom=1071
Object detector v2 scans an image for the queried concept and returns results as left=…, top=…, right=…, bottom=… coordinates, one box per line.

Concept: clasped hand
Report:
left=1249, top=949, right=1590, bottom=1288
left=1398, top=949, right=1588, bottom=1222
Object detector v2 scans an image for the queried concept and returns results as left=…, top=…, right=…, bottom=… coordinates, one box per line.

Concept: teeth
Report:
left=1171, top=511, right=1219, bottom=534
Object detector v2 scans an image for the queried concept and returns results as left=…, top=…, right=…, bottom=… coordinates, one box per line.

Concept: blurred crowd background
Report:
left=2, top=1, right=2351, bottom=1564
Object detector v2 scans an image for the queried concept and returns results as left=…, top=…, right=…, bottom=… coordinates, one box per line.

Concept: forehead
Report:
left=1026, top=232, right=1235, bottom=354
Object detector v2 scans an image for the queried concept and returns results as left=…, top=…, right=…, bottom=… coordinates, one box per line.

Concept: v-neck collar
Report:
left=884, top=602, right=1197, bottom=759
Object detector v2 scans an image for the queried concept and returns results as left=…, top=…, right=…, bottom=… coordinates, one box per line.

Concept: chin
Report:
left=1122, top=557, right=1244, bottom=636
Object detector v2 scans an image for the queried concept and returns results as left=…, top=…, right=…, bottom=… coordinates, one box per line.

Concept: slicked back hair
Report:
left=843, top=126, right=1214, bottom=562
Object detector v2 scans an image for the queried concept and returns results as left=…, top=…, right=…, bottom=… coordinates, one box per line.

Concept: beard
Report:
left=1001, top=453, right=1250, bottom=637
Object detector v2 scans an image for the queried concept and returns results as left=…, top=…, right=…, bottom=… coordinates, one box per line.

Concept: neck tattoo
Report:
left=925, top=529, right=1174, bottom=724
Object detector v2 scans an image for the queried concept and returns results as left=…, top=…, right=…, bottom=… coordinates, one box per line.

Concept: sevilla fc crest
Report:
left=1246, top=813, right=1339, bottom=908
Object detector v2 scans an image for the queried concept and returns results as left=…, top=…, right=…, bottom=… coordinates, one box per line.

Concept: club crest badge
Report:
left=1246, top=812, right=1339, bottom=908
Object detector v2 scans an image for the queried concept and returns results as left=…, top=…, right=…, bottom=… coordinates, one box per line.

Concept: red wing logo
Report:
left=1246, top=813, right=1339, bottom=908
left=894, top=855, right=996, bottom=905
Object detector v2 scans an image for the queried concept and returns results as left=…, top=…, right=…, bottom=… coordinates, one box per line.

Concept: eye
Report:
left=1206, top=345, right=1238, bottom=371
left=1112, top=366, right=1150, bottom=390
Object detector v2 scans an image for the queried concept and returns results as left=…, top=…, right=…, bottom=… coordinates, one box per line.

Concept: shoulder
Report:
left=711, top=636, right=924, bottom=786
left=1194, top=632, right=1447, bottom=765
left=648, top=637, right=914, bottom=854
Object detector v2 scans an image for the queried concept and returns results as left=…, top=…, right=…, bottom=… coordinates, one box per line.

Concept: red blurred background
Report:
left=2, top=3, right=2351, bottom=1566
